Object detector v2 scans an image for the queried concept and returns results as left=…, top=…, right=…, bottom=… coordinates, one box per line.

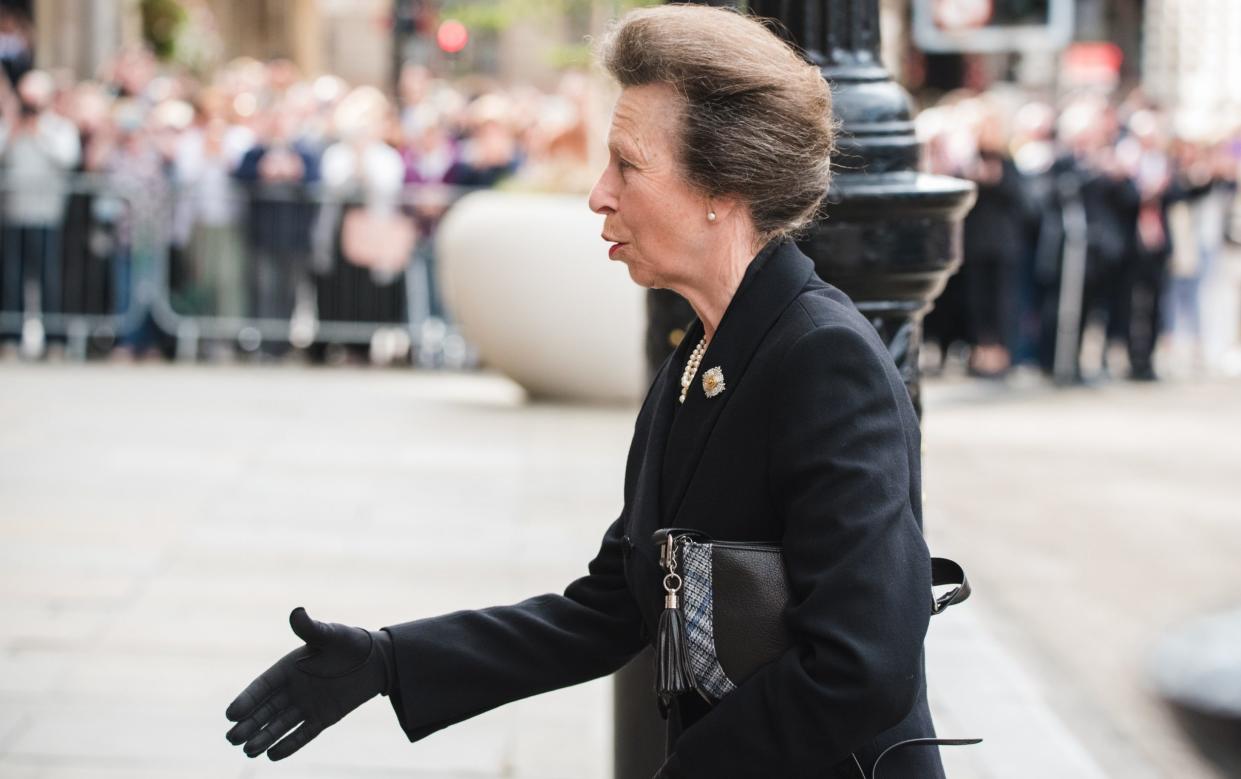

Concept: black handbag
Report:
left=650, top=527, right=978, bottom=778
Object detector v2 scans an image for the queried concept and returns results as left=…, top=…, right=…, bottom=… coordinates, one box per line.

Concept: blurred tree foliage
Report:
left=138, top=0, right=222, bottom=74
left=140, top=0, right=186, bottom=60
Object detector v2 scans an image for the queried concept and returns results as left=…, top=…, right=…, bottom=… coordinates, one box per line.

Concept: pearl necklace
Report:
left=679, top=336, right=707, bottom=404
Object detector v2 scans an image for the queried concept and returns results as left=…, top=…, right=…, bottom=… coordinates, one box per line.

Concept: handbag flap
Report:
left=712, top=545, right=791, bottom=684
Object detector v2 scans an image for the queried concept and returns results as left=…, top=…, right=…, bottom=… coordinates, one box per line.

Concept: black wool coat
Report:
left=383, top=239, right=945, bottom=778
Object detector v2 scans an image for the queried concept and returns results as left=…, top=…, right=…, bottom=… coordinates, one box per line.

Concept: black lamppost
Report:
left=620, top=1, right=975, bottom=776
left=749, top=0, right=976, bottom=414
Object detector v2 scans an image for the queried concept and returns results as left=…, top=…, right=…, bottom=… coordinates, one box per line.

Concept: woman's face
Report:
left=589, top=84, right=708, bottom=289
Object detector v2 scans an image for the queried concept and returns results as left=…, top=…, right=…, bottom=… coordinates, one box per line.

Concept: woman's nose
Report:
left=588, top=170, right=616, bottom=215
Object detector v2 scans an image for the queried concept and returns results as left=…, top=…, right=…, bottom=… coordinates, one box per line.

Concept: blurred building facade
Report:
left=28, top=0, right=603, bottom=93
left=29, top=0, right=132, bottom=78
left=18, top=0, right=1241, bottom=132
left=30, top=0, right=392, bottom=87
left=887, top=0, right=1145, bottom=93
left=1143, top=0, right=1241, bottom=118
left=886, top=0, right=1241, bottom=115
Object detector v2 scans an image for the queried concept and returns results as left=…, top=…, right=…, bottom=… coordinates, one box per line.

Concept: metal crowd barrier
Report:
left=0, top=173, right=477, bottom=365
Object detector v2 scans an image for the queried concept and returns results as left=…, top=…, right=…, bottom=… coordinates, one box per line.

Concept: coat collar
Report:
left=657, top=238, right=816, bottom=524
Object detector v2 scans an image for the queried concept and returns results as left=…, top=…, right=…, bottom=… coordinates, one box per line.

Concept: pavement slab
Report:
left=1, top=362, right=1236, bottom=778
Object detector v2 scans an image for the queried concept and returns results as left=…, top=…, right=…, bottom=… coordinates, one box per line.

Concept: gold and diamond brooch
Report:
left=702, top=367, right=725, bottom=398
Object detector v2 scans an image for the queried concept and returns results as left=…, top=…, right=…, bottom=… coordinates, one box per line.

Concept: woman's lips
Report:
left=608, top=242, right=627, bottom=258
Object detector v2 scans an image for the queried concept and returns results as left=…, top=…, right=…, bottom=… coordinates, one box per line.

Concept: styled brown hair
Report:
left=596, top=4, right=834, bottom=241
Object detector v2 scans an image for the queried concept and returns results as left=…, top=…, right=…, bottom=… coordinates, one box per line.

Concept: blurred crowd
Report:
left=919, top=88, right=1241, bottom=382
left=0, top=47, right=595, bottom=362
left=3, top=39, right=1241, bottom=379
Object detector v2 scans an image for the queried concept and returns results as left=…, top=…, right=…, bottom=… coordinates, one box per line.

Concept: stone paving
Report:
left=922, top=374, right=1241, bottom=779
left=0, top=363, right=1237, bottom=778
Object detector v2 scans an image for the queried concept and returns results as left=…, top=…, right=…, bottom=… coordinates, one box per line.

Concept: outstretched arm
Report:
left=383, top=513, right=645, bottom=741
left=223, top=514, right=644, bottom=760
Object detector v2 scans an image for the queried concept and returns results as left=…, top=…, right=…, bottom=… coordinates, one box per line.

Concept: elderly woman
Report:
left=224, top=6, right=946, bottom=777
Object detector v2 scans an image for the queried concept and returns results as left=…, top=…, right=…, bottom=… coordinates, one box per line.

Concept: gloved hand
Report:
left=224, top=606, right=396, bottom=760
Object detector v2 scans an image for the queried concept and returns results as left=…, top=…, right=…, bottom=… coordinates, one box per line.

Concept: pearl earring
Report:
left=707, top=211, right=717, bottom=222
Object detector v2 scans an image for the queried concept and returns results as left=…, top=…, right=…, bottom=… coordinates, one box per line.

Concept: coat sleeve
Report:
left=381, top=513, right=646, bottom=743
left=664, top=321, right=933, bottom=776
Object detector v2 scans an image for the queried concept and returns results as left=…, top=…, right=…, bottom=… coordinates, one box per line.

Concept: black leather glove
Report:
left=224, top=606, right=396, bottom=760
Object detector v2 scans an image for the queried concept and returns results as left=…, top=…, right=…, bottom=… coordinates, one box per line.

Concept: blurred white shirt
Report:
left=0, top=111, right=81, bottom=225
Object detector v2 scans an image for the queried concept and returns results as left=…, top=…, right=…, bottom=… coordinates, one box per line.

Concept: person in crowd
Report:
left=1080, top=103, right=1140, bottom=380
left=306, top=74, right=349, bottom=145
left=103, top=99, right=171, bottom=359
left=395, top=65, right=472, bottom=350
left=1036, top=98, right=1139, bottom=382
left=1196, top=135, right=1240, bottom=372
left=281, top=80, right=329, bottom=160
left=919, top=91, right=1029, bottom=377
left=313, top=86, right=410, bottom=362
left=1165, top=134, right=1235, bottom=374
left=957, top=96, right=1028, bottom=378
left=397, top=63, right=434, bottom=133
left=58, top=81, right=117, bottom=326
left=264, top=58, right=302, bottom=100
left=318, top=85, right=406, bottom=257
left=172, top=88, right=252, bottom=322
left=1115, top=109, right=1174, bottom=381
left=401, top=108, right=458, bottom=187
left=398, top=108, right=458, bottom=325
left=445, top=93, right=522, bottom=187
left=103, top=46, right=159, bottom=103
left=0, top=69, right=81, bottom=354
left=513, top=71, right=597, bottom=193
left=234, top=101, right=320, bottom=355
left=917, top=100, right=974, bottom=371
left=1009, top=100, right=1059, bottom=368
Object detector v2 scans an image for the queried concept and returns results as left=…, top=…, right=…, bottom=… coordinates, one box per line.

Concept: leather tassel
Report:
left=654, top=593, right=695, bottom=709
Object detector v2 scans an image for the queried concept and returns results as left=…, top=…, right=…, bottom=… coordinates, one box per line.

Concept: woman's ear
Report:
left=706, top=193, right=747, bottom=224
left=707, top=195, right=764, bottom=254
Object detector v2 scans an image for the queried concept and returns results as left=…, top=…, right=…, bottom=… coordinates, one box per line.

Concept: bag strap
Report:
left=842, top=557, right=977, bottom=778
left=930, top=557, right=970, bottom=615
left=860, top=737, right=984, bottom=779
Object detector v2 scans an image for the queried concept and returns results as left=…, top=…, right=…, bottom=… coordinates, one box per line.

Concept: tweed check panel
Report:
left=681, top=541, right=738, bottom=701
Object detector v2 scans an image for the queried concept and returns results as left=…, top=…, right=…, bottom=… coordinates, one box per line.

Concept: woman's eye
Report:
left=617, top=158, right=632, bottom=172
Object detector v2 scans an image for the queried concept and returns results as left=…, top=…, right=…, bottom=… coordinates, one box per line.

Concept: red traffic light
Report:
left=437, top=19, right=468, bottom=54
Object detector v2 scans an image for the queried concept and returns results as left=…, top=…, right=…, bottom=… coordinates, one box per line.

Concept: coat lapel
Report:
left=659, top=239, right=815, bottom=524
left=627, top=346, right=682, bottom=538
